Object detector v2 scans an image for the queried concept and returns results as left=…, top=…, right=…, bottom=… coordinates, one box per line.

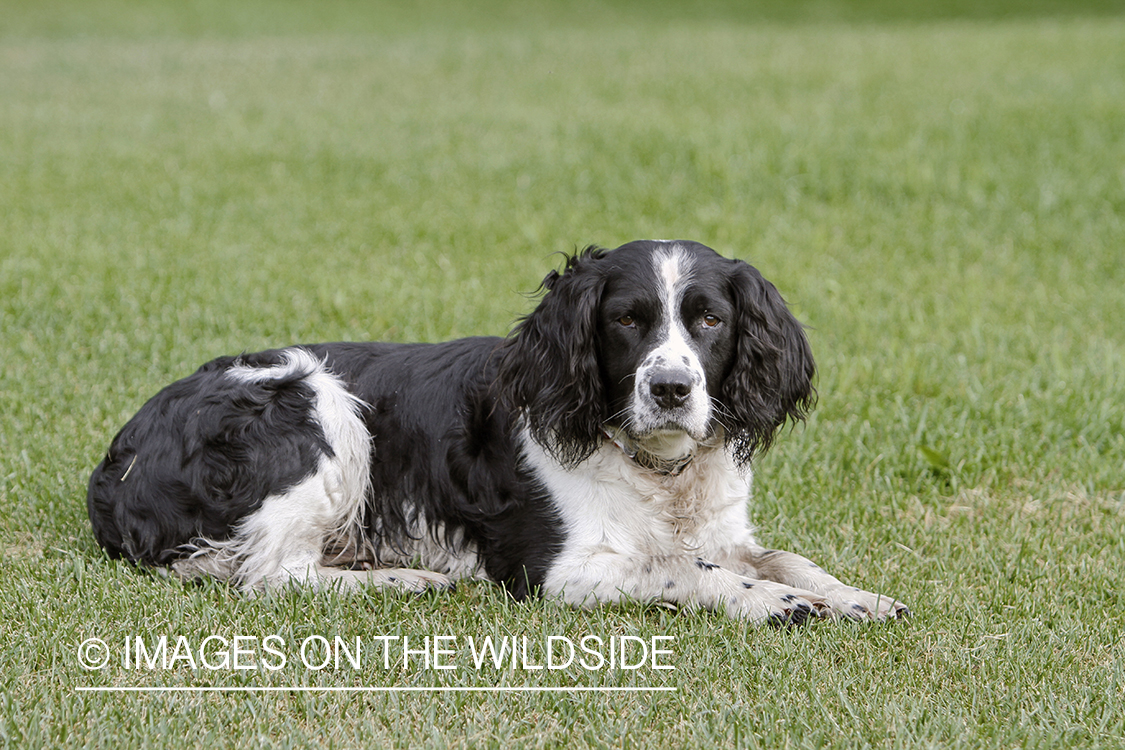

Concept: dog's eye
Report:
left=618, top=315, right=636, bottom=328
left=702, top=314, right=721, bottom=328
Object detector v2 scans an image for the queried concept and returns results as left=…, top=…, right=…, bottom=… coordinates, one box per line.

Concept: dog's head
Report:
left=499, top=240, right=815, bottom=469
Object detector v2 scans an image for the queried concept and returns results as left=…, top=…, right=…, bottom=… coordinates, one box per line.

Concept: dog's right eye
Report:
left=617, top=315, right=636, bottom=328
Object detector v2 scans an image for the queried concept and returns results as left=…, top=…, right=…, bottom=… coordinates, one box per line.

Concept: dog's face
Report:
left=500, top=240, right=815, bottom=468
left=596, top=242, right=739, bottom=456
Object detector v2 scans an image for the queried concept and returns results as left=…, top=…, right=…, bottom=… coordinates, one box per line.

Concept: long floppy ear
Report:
left=497, top=247, right=608, bottom=468
left=721, top=260, right=817, bottom=466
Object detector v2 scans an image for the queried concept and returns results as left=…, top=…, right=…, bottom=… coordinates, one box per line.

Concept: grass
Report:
left=2, top=1, right=1124, bottom=747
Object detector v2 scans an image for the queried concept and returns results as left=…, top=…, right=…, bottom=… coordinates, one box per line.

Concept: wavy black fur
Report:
left=720, top=258, right=817, bottom=465
left=496, top=246, right=610, bottom=468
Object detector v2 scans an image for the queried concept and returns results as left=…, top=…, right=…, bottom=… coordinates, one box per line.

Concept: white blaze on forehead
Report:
left=656, top=245, right=694, bottom=313
left=651, top=246, right=698, bottom=365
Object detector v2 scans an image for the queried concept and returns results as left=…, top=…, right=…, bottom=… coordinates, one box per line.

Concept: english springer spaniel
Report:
left=88, top=240, right=909, bottom=624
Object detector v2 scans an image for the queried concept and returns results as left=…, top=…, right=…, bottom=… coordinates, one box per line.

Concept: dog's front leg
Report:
left=734, top=547, right=910, bottom=621
left=543, top=552, right=832, bottom=625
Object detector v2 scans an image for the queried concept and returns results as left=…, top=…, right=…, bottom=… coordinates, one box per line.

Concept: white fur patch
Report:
left=178, top=349, right=373, bottom=591
left=524, top=428, right=753, bottom=590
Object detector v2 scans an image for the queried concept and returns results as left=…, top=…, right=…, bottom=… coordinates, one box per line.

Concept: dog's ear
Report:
left=498, top=247, right=608, bottom=468
left=721, top=260, right=816, bottom=466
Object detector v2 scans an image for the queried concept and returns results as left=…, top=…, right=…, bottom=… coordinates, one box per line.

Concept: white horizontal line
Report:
left=77, top=686, right=676, bottom=693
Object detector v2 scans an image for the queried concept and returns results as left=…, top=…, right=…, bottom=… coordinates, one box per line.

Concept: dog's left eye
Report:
left=702, top=314, right=721, bottom=328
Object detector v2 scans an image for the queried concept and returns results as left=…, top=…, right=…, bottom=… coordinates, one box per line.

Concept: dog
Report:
left=87, top=239, right=909, bottom=624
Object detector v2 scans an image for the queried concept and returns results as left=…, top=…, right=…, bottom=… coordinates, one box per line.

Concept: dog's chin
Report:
left=637, top=430, right=699, bottom=461
left=623, top=421, right=712, bottom=461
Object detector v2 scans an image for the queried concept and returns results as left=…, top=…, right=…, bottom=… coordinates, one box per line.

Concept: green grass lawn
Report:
left=2, top=1, right=1124, bottom=747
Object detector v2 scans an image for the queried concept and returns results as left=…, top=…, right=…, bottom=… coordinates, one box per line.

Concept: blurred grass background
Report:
left=1, top=1, right=1124, bottom=747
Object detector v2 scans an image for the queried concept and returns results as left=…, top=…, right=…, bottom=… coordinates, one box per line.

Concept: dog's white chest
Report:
left=525, top=436, right=755, bottom=559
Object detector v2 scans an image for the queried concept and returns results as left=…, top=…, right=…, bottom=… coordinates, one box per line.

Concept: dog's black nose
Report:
left=649, top=370, right=692, bottom=409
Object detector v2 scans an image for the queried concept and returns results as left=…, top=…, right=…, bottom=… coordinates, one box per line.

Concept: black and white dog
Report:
left=88, top=240, right=908, bottom=624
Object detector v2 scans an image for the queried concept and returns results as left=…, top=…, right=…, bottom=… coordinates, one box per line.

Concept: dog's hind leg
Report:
left=171, top=461, right=453, bottom=595
left=311, top=567, right=454, bottom=593
left=168, top=462, right=344, bottom=591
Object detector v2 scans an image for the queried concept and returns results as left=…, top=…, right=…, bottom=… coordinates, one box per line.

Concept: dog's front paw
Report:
left=731, top=580, right=831, bottom=626
left=824, top=586, right=910, bottom=622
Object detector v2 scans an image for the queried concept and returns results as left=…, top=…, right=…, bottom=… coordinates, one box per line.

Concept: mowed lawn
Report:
left=1, top=1, right=1123, bottom=747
